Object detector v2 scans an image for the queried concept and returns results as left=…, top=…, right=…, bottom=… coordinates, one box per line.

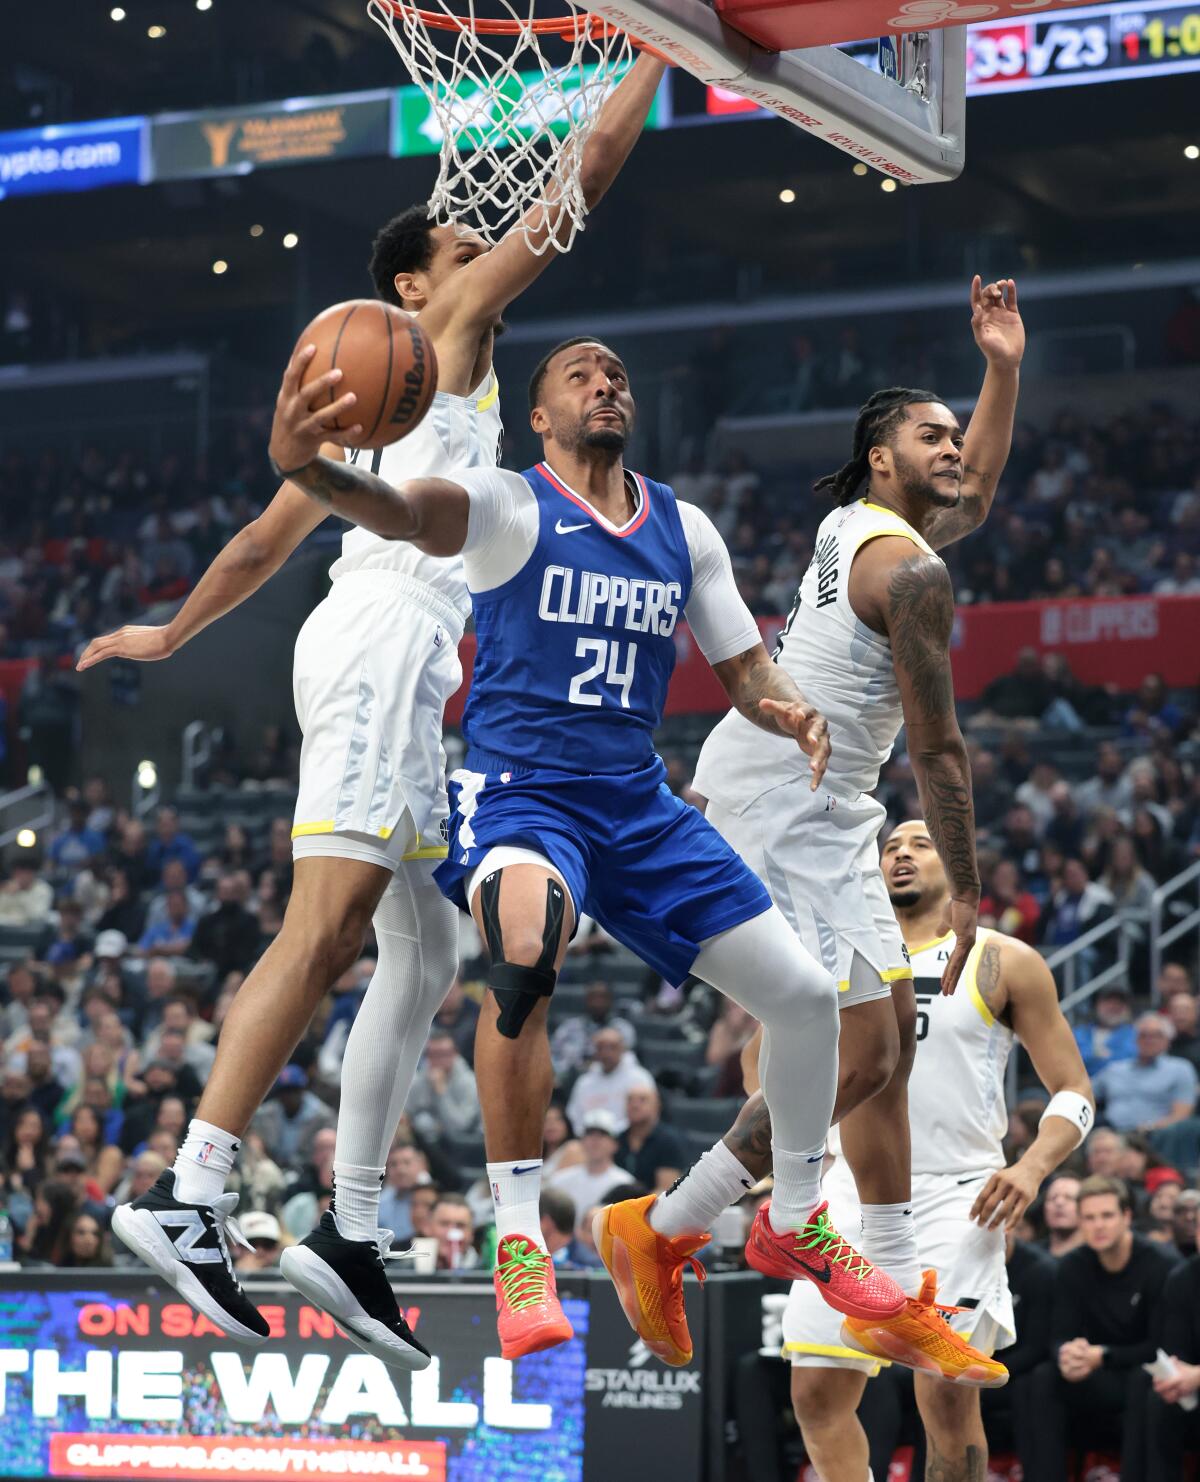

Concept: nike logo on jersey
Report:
left=555, top=519, right=590, bottom=535
left=798, top=1258, right=832, bottom=1284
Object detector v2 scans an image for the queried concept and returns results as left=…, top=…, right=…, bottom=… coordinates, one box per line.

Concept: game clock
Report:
left=967, top=2, right=1200, bottom=91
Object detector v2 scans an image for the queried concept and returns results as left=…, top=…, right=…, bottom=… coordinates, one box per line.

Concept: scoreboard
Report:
left=967, top=2, right=1200, bottom=91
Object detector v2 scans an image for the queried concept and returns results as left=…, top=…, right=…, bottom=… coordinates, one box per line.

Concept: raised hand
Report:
left=268, top=343, right=363, bottom=476
left=971, top=276, right=1024, bottom=370
left=937, top=894, right=979, bottom=996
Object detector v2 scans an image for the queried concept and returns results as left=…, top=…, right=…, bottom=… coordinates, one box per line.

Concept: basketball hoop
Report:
left=368, top=0, right=632, bottom=252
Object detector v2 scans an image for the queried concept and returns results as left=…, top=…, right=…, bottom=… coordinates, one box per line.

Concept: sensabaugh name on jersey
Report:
left=537, top=566, right=682, bottom=636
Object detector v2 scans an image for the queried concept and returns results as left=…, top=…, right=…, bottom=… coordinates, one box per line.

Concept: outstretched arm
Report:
left=76, top=465, right=338, bottom=671
left=711, top=642, right=831, bottom=790
left=267, top=343, right=470, bottom=555
left=970, top=938, right=1094, bottom=1229
left=424, top=53, right=666, bottom=338
left=856, top=537, right=979, bottom=993
left=925, top=276, right=1024, bottom=551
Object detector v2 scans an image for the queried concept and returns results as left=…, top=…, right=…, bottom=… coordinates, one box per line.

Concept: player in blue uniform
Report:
left=268, top=336, right=910, bottom=1360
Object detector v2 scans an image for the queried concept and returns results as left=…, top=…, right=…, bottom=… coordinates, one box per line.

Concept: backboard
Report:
left=586, top=0, right=971, bottom=183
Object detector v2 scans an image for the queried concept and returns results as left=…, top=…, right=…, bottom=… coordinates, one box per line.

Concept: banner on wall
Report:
left=150, top=91, right=392, bottom=180
left=0, top=117, right=145, bottom=200
left=0, top=1272, right=706, bottom=1482
left=444, top=592, right=1200, bottom=724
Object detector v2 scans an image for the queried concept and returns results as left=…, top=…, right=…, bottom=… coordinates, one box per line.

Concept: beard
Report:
left=581, top=424, right=627, bottom=452
left=887, top=887, right=923, bottom=909
left=894, top=449, right=961, bottom=510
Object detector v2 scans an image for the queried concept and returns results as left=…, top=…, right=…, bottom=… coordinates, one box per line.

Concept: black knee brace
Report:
left=479, top=870, right=566, bottom=1040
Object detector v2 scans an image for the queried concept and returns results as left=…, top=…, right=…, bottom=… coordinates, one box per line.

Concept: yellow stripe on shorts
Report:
left=291, top=820, right=336, bottom=839
left=880, top=965, right=914, bottom=983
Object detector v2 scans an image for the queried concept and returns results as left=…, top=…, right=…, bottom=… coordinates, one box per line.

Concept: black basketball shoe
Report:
left=281, top=1213, right=431, bottom=1371
left=110, top=1170, right=269, bottom=1343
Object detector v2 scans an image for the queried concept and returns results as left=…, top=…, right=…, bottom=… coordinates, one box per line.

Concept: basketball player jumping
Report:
left=79, top=54, right=665, bottom=1365
left=596, top=277, right=1028, bottom=1381
left=265, top=334, right=916, bottom=1362
left=783, top=818, right=1093, bottom=1482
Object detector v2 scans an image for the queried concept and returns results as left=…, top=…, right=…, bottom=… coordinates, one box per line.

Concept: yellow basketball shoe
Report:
left=841, top=1269, right=1009, bottom=1388
left=593, top=1193, right=709, bottom=1367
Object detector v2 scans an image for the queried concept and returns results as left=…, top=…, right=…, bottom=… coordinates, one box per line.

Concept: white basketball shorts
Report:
left=290, top=569, right=463, bottom=871
left=706, top=782, right=909, bottom=1008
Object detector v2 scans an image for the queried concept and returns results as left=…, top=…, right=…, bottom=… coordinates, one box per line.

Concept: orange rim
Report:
left=379, top=0, right=616, bottom=37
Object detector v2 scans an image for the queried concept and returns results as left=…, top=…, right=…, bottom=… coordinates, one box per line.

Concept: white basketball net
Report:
left=368, top=0, right=632, bottom=252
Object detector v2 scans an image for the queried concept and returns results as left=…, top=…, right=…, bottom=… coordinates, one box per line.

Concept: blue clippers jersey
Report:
left=463, top=462, right=693, bottom=774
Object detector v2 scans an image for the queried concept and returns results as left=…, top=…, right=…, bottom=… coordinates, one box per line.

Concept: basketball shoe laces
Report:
left=793, top=1209, right=875, bottom=1282
left=661, top=1236, right=708, bottom=1323
left=209, top=1193, right=253, bottom=1279
left=497, top=1240, right=556, bottom=1311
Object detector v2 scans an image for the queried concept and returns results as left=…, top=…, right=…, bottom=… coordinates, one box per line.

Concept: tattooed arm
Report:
left=925, top=277, right=1024, bottom=552
left=711, top=642, right=831, bottom=790
left=266, top=340, right=470, bottom=556
left=970, top=937, right=1094, bottom=1230
left=852, top=536, right=978, bottom=993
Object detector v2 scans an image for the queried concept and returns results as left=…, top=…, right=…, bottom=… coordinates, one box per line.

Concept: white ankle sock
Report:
left=173, top=1119, right=240, bottom=1205
left=332, top=1162, right=385, bottom=1243
left=649, top=1140, right=754, bottom=1238
left=767, top=1143, right=825, bottom=1233
left=860, top=1201, right=922, bottom=1295
left=488, top=1159, right=547, bottom=1251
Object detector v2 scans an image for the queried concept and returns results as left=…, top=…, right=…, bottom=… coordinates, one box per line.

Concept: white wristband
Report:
left=1040, top=1091, right=1093, bottom=1148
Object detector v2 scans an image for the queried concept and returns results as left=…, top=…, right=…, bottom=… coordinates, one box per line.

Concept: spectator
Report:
left=112, top=821, right=156, bottom=895
left=1076, top=741, right=1134, bottom=821
left=1015, top=760, right=1061, bottom=835
left=1041, top=857, right=1113, bottom=949
left=141, top=996, right=215, bottom=1080
left=968, top=747, right=1013, bottom=831
left=1142, top=1167, right=1186, bottom=1248
left=542, top=1102, right=583, bottom=1179
left=1174, top=1189, right=1200, bottom=1258
left=4, top=1105, right=48, bottom=1203
left=706, top=1000, right=758, bottom=1095
left=62, top=1210, right=111, bottom=1267
left=1092, top=1012, right=1199, bottom=1132
left=0, top=854, right=52, bottom=927
left=1043, top=781, right=1086, bottom=858
left=95, top=871, right=145, bottom=942
left=1025, top=1175, right=1177, bottom=1482
left=189, top=873, right=259, bottom=977
left=430, top=1191, right=478, bottom=1270
left=1102, top=832, right=1157, bottom=919
left=1164, top=990, right=1200, bottom=1071
left=19, top=1178, right=79, bottom=1265
left=1, top=961, right=39, bottom=1038
left=1074, top=986, right=1138, bottom=1078
left=979, top=858, right=1041, bottom=944
left=377, top=1142, right=432, bottom=1245
left=616, top=1083, right=686, bottom=1191
left=111, top=1149, right=166, bottom=1208
left=540, top=1186, right=580, bottom=1267
left=48, top=801, right=105, bottom=879
left=550, top=981, right=637, bottom=1079
left=407, top=1031, right=482, bottom=1145
left=37, top=899, right=91, bottom=968
left=118, top=1064, right=188, bottom=1152
left=549, top=1109, right=630, bottom=1212
left=1123, top=674, right=1184, bottom=743
left=137, top=889, right=196, bottom=958
left=281, top=1126, right=337, bottom=1238
left=1085, top=1127, right=1128, bottom=1177
left=566, top=1028, right=655, bottom=1135
left=235, top=1211, right=284, bottom=1271
left=431, top=976, right=480, bottom=1067
left=975, top=648, right=1054, bottom=724
left=1158, top=962, right=1195, bottom=1002
left=250, top=1065, right=335, bottom=1168
left=1041, top=1172, right=1084, bottom=1257
left=1147, top=1250, right=1200, bottom=1479
left=138, top=958, right=181, bottom=1038
left=22, top=1042, right=64, bottom=1125
left=146, top=1032, right=205, bottom=1102
left=145, top=807, right=201, bottom=883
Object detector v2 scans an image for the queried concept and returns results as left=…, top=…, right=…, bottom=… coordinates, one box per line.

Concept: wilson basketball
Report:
left=297, top=299, right=437, bottom=450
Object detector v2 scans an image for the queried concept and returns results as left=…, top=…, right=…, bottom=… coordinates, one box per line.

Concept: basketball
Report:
left=296, top=299, right=438, bottom=450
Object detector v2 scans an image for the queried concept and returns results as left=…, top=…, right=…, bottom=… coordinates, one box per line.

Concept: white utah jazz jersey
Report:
left=908, top=927, right=1014, bottom=1177
left=328, top=367, right=504, bottom=621
left=694, top=498, right=941, bottom=804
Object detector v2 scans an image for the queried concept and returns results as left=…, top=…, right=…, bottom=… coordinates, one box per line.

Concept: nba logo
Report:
left=501, top=772, right=512, bottom=783
left=197, top=1142, right=214, bottom=1164
left=492, top=1181, right=502, bottom=1202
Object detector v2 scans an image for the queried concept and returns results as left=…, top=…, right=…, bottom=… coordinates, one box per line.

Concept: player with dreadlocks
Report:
left=595, top=278, right=1028, bottom=1399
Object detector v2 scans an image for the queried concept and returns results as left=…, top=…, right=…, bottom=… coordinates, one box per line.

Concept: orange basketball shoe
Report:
left=841, top=1270, right=1009, bottom=1388
left=593, top=1193, right=709, bottom=1367
left=744, top=1200, right=906, bottom=1322
left=493, top=1236, right=574, bottom=1360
